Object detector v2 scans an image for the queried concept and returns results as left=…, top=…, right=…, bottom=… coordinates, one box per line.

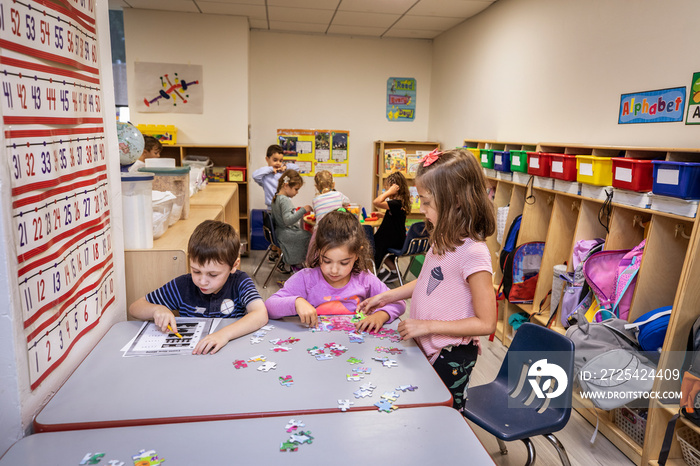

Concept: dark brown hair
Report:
left=416, top=149, right=495, bottom=255
left=385, top=171, right=411, bottom=214
left=143, top=136, right=162, bottom=154
left=188, top=220, right=240, bottom=268
left=307, top=210, right=372, bottom=274
left=266, top=144, right=284, bottom=158
left=272, top=169, right=304, bottom=204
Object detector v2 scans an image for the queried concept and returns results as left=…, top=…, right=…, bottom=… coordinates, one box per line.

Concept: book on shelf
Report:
left=384, top=148, right=407, bottom=175
left=409, top=186, right=420, bottom=211
left=407, top=156, right=421, bottom=176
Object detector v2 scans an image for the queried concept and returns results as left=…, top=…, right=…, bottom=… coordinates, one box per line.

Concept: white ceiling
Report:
left=107, top=0, right=497, bottom=39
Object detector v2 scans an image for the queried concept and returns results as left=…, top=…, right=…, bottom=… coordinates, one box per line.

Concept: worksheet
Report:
left=123, top=319, right=213, bottom=357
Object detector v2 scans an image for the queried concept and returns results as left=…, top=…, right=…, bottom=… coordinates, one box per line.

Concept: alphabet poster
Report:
left=686, top=72, right=700, bottom=125
left=0, top=0, right=116, bottom=390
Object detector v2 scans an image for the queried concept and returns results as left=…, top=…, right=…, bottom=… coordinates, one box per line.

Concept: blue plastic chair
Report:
left=463, top=323, right=574, bottom=466
left=380, top=222, right=429, bottom=286
left=252, top=211, right=285, bottom=289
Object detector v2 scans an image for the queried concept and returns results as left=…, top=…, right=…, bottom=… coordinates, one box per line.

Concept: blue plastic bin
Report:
left=651, top=161, right=700, bottom=199
left=250, top=209, right=270, bottom=250
left=493, top=151, right=511, bottom=172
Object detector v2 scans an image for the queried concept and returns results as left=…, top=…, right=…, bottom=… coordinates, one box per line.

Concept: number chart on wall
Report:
left=0, top=0, right=116, bottom=390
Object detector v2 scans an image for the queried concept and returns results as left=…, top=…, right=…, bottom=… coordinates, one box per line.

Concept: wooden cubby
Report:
left=470, top=138, right=700, bottom=465
left=372, top=140, right=440, bottom=219
left=160, top=144, right=250, bottom=250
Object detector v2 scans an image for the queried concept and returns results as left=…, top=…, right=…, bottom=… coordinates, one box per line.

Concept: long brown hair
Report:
left=306, top=210, right=372, bottom=274
left=272, top=169, right=303, bottom=204
left=385, top=171, right=411, bottom=213
left=416, top=149, right=495, bottom=255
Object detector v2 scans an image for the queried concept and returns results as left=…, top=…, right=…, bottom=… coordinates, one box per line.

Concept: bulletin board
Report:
left=277, top=129, right=350, bottom=177
left=0, top=0, right=116, bottom=390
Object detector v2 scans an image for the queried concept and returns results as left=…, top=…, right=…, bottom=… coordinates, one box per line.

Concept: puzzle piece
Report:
left=374, top=400, right=398, bottom=413
left=360, top=382, right=376, bottom=392
left=261, top=324, right=275, bottom=331
left=269, top=338, right=281, bottom=345
left=315, top=353, right=333, bottom=361
left=353, top=388, right=373, bottom=398
left=347, top=373, right=362, bottom=381
left=285, top=419, right=305, bottom=432
left=372, top=356, right=389, bottom=363
left=79, top=453, right=105, bottom=465
left=348, top=332, right=365, bottom=343
left=233, top=359, right=248, bottom=369
left=356, top=366, right=372, bottom=376
left=106, top=461, right=124, bottom=466
left=381, top=391, right=400, bottom=402
left=306, top=346, right=323, bottom=356
left=131, top=449, right=165, bottom=465
left=338, top=399, right=355, bottom=411
left=271, top=345, right=291, bottom=352
left=280, top=337, right=300, bottom=344
left=279, top=375, right=294, bottom=387
left=347, top=357, right=363, bottom=364
left=280, top=440, right=299, bottom=452
left=396, top=384, right=418, bottom=392
left=250, top=336, right=263, bottom=344
left=375, top=346, right=404, bottom=355
left=383, top=359, right=398, bottom=368
left=258, top=361, right=277, bottom=371
left=289, top=430, right=314, bottom=444
left=252, top=330, right=267, bottom=338
left=248, top=354, right=266, bottom=362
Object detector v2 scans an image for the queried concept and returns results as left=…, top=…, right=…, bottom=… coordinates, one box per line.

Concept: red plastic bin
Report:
left=612, top=158, right=654, bottom=192
left=527, top=152, right=552, bottom=177
left=549, top=154, right=578, bottom=181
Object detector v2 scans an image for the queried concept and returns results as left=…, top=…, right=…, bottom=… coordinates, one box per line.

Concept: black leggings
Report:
left=432, top=342, right=479, bottom=412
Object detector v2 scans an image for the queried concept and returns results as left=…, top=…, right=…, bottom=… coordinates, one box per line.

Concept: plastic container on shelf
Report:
left=509, top=150, right=528, bottom=173
left=138, top=166, right=191, bottom=221
left=652, top=160, right=700, bottom=199
left=549, top=153, right=578, bottom=181
left=121, top=173, right=154, bottom=249
left=151, top=190, right=176, bottom=239
left=613, top=406, right=647, bottom=446
left=677, top=426, right=700, bottom=466
left=576, top=155, right=613, bottom=186
left=226, top=166, right=247, bottom=182
left=466, top=147, right=480, bottom=160
left=207, top=166, right=227, bottom=182
left=136, top=124, right=177, bottom=145
left=479, top=149, right=495, bottom=169
left=612, top=158, right=654, bottom=192
left=493, top=150, right=511, bottom=172
left=145, top=158, right=176, bottom=168
left=527, top=152, right=552, bottom=177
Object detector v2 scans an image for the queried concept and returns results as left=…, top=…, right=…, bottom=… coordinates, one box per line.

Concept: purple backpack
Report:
left=583, top=239, right=646, bottom=321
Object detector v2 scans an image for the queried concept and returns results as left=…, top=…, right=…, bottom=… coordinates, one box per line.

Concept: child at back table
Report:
left=128, top=220, right=268, bottom=355
left=312, top=170, right=350, bottom=222
left=252, top=144, right=300, bottom=210
left=373, top=171, right=410, bottom=283
left=266, top=210, right=405, bottom=332
left=270, top=170, right=312, bottom=270
left=358, top=149, right=497, bottom=411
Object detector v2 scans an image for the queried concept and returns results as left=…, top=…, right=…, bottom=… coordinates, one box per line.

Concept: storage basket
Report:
left=613, top=406, right=647, bottom=446
left=527, top=152, right=552, bottom=177
left=480, top=149, right=495, bottom=169
left=136, top=124, right=177, bottom=145
left=207, top=166, right=227, bottom=183
left=466, top=148, right=480, bottom=160
left=677, top=426, right=700, bottom=466
left=226, top=166, right=247, bottom=182
left=576, top=155, right=613, bottom=186
left=550, top=153, right=578, bottom=181
left=612, top=158, right=654, bottom=192
left=139, top=166, right=191, bottom=221
left=493, top=151, right=511, bottom=172
left=652, top=161, right=700, bottom=199
left=509, top=150, right=528, bottom=173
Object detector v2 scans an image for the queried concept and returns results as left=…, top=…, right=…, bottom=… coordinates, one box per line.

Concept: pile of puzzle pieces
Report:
left=280, top=419, right=314, bottom=452
left=79, top=449, right=165, bottom=466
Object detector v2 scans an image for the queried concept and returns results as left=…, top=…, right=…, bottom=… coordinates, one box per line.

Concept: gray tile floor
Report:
left=241, top=249, right=635, bottom=466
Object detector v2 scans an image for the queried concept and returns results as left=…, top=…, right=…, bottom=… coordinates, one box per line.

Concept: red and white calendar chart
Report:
left=0, top=0, right=116, bottom=390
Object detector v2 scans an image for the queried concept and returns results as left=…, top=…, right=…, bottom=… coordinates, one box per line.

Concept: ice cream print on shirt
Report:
left=220, top=299, right=235, bottom=315
left=427, top=266, right=443, bottom=296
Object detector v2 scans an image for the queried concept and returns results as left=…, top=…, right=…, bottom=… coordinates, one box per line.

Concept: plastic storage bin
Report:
left=509, top=150, right=528, bottom=173
left=479, top=149, right=495, bottom=169
left=466, top=147, right=480, bottom=160
left=652, top=160, right=700, bottom=199
left=576, top=155, right=613, bottom=186
left=139, top=166, right=191, bottom=221
left=207, top=166, right=227, bottom=183
left=136, top=124, right=177, bottom=145
left=493, top=150, right=511, bottom=172
left=121, top=173, right=154, bottom=249
left=612, top=158, right=654, bottom=192
left=613, top=406, right=647, bottom=446
left=227, top=166, right=247, bottom=182
left=527, top=152, right=552, bottom=177
left=678, top=426, right=700, bottom=466
left=549, top=153, right=578, bottom=181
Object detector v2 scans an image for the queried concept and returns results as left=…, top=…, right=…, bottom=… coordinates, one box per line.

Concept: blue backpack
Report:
left=499, top=214, right=522, bottom=272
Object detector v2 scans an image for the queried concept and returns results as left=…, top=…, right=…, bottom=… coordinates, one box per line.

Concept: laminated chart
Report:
left=124, top=319, right=213, bottom=357
left=0, top=0, right=115, bottom=390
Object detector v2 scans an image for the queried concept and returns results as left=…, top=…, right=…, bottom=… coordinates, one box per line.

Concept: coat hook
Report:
left=632, top=215, right=644, bottom=229
left=675, top=224, right=691, bottom=239
left=571, top=202, right=580, bottom=211
left=547, top=195, right=554, bottom=205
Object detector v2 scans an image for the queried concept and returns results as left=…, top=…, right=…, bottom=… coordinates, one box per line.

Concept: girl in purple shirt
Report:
left=266, top=210, right=405, bottom=332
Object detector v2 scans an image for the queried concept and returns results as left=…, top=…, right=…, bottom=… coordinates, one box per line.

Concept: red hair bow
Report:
left=422, top=148, right=442, bottom=167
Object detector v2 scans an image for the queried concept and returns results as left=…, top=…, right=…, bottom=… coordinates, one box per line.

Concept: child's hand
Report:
left=386, top=184, right=399, bottom=196
left=153, top=307, right=177, bottom=333
left=303, top=205, right=312, bottom=213
left=357, top=294, right=387, bottom=315
left=355, top=310, right=389, bottom=333
left=397, top=318, right=430, bottom=340
left=295, top=297, right=318, bottom=328
left=192, top=330, right=228, bottom=355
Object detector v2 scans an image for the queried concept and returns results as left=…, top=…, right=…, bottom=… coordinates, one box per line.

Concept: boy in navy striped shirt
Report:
left=129, top=220, right=268, bottom=355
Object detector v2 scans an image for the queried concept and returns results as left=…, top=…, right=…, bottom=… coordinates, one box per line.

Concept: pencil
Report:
left=167, top=324, right=183, bottom=339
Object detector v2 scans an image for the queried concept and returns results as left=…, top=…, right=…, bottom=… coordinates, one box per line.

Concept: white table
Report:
left=34, top=318, right=452, bottom=432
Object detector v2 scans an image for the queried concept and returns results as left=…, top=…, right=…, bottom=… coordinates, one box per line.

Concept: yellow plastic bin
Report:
left=136, top=124, right=178, bottom=145
left=576, top=155, right=613, bottom=186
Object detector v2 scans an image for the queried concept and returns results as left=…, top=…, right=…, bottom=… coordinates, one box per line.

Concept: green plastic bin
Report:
left=479, top=149, right=495, bottom=169
left=509, top=150, right=529, bottom=173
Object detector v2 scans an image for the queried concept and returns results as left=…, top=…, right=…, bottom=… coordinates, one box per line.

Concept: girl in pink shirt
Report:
left=358, top=149, right=497, bottom=411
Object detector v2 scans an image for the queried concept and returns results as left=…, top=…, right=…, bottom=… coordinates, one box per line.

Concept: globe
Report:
left=117, top=122, right=145, bottom=165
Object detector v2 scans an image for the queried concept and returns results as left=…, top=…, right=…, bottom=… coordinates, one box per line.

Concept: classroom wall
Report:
left=0, top=4, right=127, bottom=457
left=123, top=10, right=249, bottom=145
left=428, top=0, right=699, bottom=150
left=248, top=31, right=433, bottom=210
